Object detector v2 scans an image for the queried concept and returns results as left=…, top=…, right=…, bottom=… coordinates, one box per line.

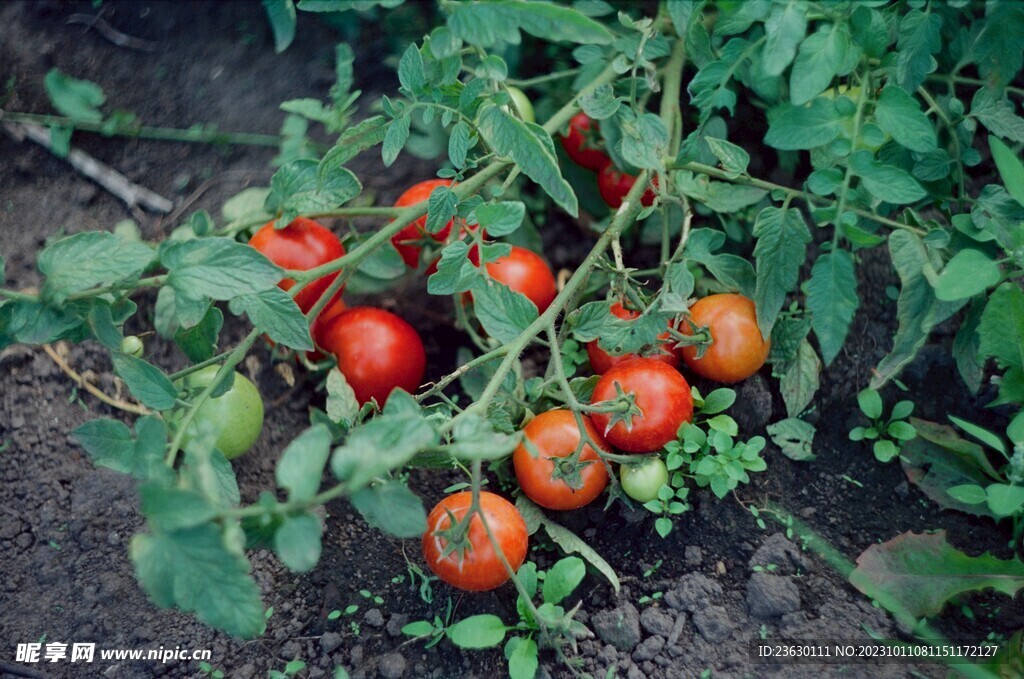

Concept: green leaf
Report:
left=261, top=0, right=296, bottom=53
left=446, top=615, right=506, bottom=649
left=276, top=425, right=331, bottom=501
left=140, top=483, right=216, bottom=532
left=986, top=484, right=1024, bottom=517
left=949, top=415, right=1006, bottom=455
left=74, top=416, right=171, bottom=482
left=806, top=249, right=858, bottom=366
left=402, top=620, right=437, bottom=637
left=542, top=557, right=585, bottom=605
left=979, top=283, right=1024, bottom=370
left=505, top=637, right=539, bottom=679
left=325, top=369, right=360, bottom=427
left=789, top=25, right=848, bottom=105
left=687, top=38, right=752, bottom=123
left=323, top=116, right=390, bottom=166
left=873, top=439, right=898, bottom=462
left=675, top=172, right=766, bottom=212
left=382, top=113, right=411, bottom=167
left=331, top=413, right=439, bottom=491
left=447, top=0, right=614, bottom=48
left=849, top=152, right=927, bottom=204
left=160, top=237, right=282, bottom=302
left=44, top=68, right=105, bottom=122
left=475, top=201, right=525, bottom=238
left=764, top=98, right=845, bottom=150
left=666, top=0, right=698, bottom=37
left=427, top=241, right=479, bottom=295
left=858, top=388, right=883, bottom=419
left=620, top=112, right=669, bottom=171
left=180, top=445, right=239, bottom=510
left=762, top=1, right=807, bottom=76
left=895, top=9, right=941, bottom=92
left=932, top=249, right=1001, bottom=302
left=780, top=340, right=820, bottom=418
left=265, top=158, right=362, bottom=219
left=850, top=530, right=1024, bottom=618
left=971, top=88, right=1024, bottom=143
left=174, top=305, right=223, bottom=363
left=131, top=524, right=264, bottom=638
left=446, top=413, right=520, bottom=461
left=954, top=300, right=984, bottom=394
left=700, top=388, right=736, bottom=415
left=766, top=418, right=816, bottom=461
left=873, top=87, right=937, bottom=153
left=703, top=137, right=750, bottom=177
left=229, top=287, right=313, bottom=351
left=972, top=2, right=1024, bottom=89
left=887, top=421, right=917, bottom=441
left=448, top=121, right=471, bottom=169
left=398, top=43, right=426, bottom=93
left=111, top=352, right=178, bottom=411
left=947, top=484, right=987, bottom=505
left=274, top=513, right=322, bottom=572
left=350, top=481, right=427, bottom=538
left=989, top=136, right=1024, bottom=207
left=477, top=106, right=578, bottom=216
left=471, top=276, right=539, bottom=345
left=37, top=231, right=155, bottom=304
left=752, top=207, right=811, bottom=337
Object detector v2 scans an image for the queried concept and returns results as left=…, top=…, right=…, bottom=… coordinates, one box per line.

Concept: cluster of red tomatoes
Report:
left=561, top=112, right=656, bottom=209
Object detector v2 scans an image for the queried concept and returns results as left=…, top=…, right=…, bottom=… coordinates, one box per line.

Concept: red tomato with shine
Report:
left=680, top=294, right=770, bottom=383
left=590, top=358, right=693, bottom=453
left=513, top=410, right=610, bottom=510
left=248, top=218, right=345, bottom=313
left=422, top=491, right=528, bottom=592
left=392, top=179, right=454, bottom=268
left=560, top=113, right=610, bottom=171
left=597, top=165, right=656, bottom=209
left=480, top=245, right=557, bottom=314
left=315, top=306, right=426, bottom=405
left=587, top=302, right=679, bottom=375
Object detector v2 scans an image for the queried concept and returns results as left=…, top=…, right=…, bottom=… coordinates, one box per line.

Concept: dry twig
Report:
left=42, top=343, right=151, bottom=416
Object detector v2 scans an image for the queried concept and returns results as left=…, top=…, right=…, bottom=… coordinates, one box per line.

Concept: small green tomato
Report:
left=619, top=456, right=669, bottom=503
left=506, top=86, right=535, bottom=124
left=176, top=365, right=264, bottom=460
left=120, top=335, right=144, bottom=358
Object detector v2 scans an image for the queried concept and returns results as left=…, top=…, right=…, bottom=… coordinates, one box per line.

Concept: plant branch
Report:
left=42, top=343, right=151, bottom=416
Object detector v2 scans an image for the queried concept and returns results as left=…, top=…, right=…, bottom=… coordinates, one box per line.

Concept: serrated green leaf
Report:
left=932, top=249, right=1001, bottom=302
left=895, top=9, right=941, bottom=92
left=38, top=231, right=155, bottom=304
left=111, top=352, right=178, bottom=410
left=331, top=413, right=438, bottom=491
left=849, top=152, right=927, bottom=204
left=265, top=158, right=362, bottom=218
left=789, top=25, right=848, bottom=105
left=971, top=88, right=1024, bottom=143
left=131, top=524, right=264, bottom=638
left=687, top=38, right=751, bottom=123
left=274, top=513, right=322, bottom=572
left=752, top=207, right=811, bottom=337
left=873, top=87, right=937, bottom=153
left=850, top=531, right=1024, bottom=618
left=229, top=287, right=313, bottom=351
left=807, top=250, right=859, bottom=365
left=276, top=425, right=331, bottom=501
left=382, top=114, right=411, bottom=167
left=350, top=481, right=427, bottom=538
left=990, top=136, right=1024, bottom=207
left=703, top=137, right=750, bottom=177
left=160, top=237, right=282, bottom=302
left=447, top=0, right=614, bottom=48
left=447, top=615, right=506, bottom=649
left=471, top=276, right=539, bottom=344
left=979, top=283, right=1024, bottom=370
left=478, top=106, right=578, bottom=216
left=780, top=340, right=820, bottom=418
left=475, top=201, right=525, bottom=238
left=762, top=2, right=807, bottom=76
left=764, top=97, right=845, bottom=150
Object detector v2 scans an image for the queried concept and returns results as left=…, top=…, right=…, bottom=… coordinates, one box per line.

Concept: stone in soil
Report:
left=378, top=652, right=407, bottom=679
left=746, top=572, right=801, bottom=619
left=748, top=532, right=810, bottom=575
left=591, top=602, right=641, bottom=651
left=639, top=606, right=675, bottom=636
left=664, top=573, right=723, bottom=612
left=691, top=606, right=735, bottom=643
left=631, top=635, right=665, bottom=662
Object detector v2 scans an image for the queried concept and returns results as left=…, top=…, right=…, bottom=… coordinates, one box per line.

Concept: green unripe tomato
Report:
left=176, top=365, right=264, bottom=460
left=619, top=456, right=669, bottom=503
left=506, top=86, right=535, bottom=124
left=120, top=335, right=144, bottom=358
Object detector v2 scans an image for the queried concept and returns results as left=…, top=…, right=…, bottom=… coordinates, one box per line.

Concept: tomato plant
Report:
left=315, top=306, right=426, bottom=405
left=513, top=409, right=609, bottom=510
left=619, top=456, right=669, bottom=504
left=505, top=86, right=535, bottom=124
left=596, top=164, right=655, bottom=209
left=174, top=365, right=264, bottom=460
left=560, top=112, right=609, bottom=171
left=248, top=217, right=345, bottom=313
left=586, top=301, right=679, bottom=375
left=680, top=294, right=770, bottom=384
left=590, top=358, right=693, bottom=454
left=391, top=179, right=454, bottom=268
left=422, top=491, right=528, bottom=592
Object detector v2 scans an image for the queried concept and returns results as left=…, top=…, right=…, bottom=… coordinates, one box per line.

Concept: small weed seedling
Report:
left=268, top=659, right=306, bottom=679
left=849, top=388, right=916, bottom=462
left=403, top=557, right=589, bottom=679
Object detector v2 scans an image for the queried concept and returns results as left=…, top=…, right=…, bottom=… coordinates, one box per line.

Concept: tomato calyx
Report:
left=587, top=382, right=642, bottom=432
left=433, top=507, right=476, bottom=563
left=670, top=318, right=713, bottom=359
left=549, top=451, right=600, bottom=491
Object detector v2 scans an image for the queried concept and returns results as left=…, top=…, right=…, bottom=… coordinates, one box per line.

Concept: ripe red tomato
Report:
left=586, top=302, right=679, bottom=375
left=392, top=179, right=454, bottom=268
left=314, top=306, right=426, bottom=405
left=590, top=358, right=693, bottom=453
left=560, top=112, right=610, bottom=171
left=480, top=245, right=557, bottom=314
left=249, top=218, right=345, bottom=313
left=597, top=165, right=656, bottom=209
left=513, top=410, right=610, bottom=510
left=680, top=294, right=770, bottom=383
left=306, top=298, right=347, bottom=361
left=422, top=491, right=528, bottom=592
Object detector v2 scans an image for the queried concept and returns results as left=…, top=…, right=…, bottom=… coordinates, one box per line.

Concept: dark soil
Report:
left=1, top=3, right=1020, bottom=679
